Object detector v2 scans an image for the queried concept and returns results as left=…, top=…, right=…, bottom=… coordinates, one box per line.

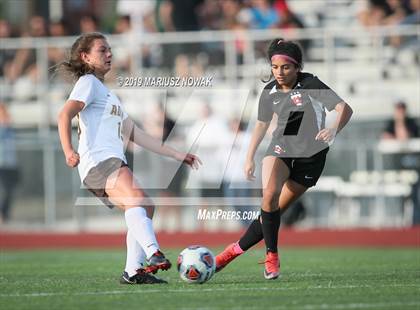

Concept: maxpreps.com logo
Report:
left=290, top=91, right=303, bottom=106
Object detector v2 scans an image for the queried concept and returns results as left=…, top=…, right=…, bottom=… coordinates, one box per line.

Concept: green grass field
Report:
left=1, top=248, right=419, bottom=310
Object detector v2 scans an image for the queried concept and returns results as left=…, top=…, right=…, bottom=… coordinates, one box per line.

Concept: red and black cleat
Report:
left=215, top=243, right=242, bottom=272
left=119, top=270, right=167, bottom=284
left=262, top=252, right=280, bottom=280
left=144, top=250, right=172, bottom=274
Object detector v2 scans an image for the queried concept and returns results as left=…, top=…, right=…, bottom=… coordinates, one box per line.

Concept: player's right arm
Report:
left=244, top=120, right=270, bottom=180
left=58, top=100, right=85, bottom=168
left=245, top=84, right=273, bottom=181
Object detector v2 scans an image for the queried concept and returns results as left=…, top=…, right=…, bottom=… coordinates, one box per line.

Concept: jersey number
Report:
left=118, top=122, right=123, bottom=140
left=77, top=114, right=81, bottom=140
left=283, top=111, right=304, bottom=135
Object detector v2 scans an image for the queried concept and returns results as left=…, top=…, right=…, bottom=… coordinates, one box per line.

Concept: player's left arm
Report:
left=122, top=117, right=201, bottom=169
left=315, top=102, right=353, bottom=142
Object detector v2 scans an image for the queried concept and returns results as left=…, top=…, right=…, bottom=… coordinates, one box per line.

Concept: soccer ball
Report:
left=177, top=245, right=216, bottom=284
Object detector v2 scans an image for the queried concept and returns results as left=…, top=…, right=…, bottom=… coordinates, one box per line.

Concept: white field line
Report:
left=185, top=301, right=420, bottom=310
left=0, top=283, right=419, bottom=298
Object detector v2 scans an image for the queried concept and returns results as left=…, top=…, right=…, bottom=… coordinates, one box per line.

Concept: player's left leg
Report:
left=216, top=157, right=288, bottom=275
left=242, top=178, right=307, bottom=233
left=262, top=180, right=308, bottom=278
left=239, top=179, right=307, bottom=249
left=216, top=180, right=307, bottom=273
left=278, top=180, right=308, bottom=213
left=259, top=157, right=290, bottom=279
left=216, top=151, right=326, bottom=275
left=262, top=150, right=326, bottom=278
left=106, top=167, right=171, bottom=275
left=234, top=150, right=325, bottom=255
left=123, top=230, right=145, bottom=277
left=120, top=230, right=167, bottom=284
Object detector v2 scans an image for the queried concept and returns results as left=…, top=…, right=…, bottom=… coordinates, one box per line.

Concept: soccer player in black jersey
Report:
left=215, top=38, right=353, bottom=279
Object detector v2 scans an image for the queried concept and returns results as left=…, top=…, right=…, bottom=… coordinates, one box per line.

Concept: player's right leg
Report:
left=105, top=166, right=171, bottom=276
left=215, top=242, right=245, bottom=272
left=216, top=157, right=288, bottom=275
left=259, top=157, right=289, bottom=279
left=216, top=178, right=308, bottom=269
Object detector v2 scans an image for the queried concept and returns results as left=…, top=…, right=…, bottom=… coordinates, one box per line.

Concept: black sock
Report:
left=238, top=217, right=264, bottom=251
left=260, top=208, right=281, bottom=253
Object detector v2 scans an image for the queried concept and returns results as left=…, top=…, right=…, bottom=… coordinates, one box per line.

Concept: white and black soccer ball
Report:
left=177, top=245, right=216, bottom=284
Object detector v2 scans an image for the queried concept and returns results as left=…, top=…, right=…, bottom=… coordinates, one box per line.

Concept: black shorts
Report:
left=264, top=147, right=329, bottom=188
left=83, top=157, right=128, bottom=208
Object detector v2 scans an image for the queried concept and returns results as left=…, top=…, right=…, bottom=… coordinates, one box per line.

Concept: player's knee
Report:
left=123, top=204, right=154, bottom=217
left=144, top=204, right=155, bottom=219
left=121, top=190, right=155, bottom=210
left=262, top=189, right=280, bottom=210
left=263, top=188, right=280, bottom=201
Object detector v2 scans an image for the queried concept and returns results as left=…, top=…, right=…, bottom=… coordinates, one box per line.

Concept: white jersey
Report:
left=68, top=74, right=128, bottom=182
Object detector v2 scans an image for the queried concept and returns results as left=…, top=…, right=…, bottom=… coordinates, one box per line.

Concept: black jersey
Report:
left=258, top=72, right=343, bottom=157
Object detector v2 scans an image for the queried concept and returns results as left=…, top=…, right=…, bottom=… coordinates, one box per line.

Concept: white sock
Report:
left=124, top=230, right=146, bottom=277
left=124, top=207, right=159, bottom=259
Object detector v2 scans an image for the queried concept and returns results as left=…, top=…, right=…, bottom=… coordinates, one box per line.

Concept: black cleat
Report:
left=119, top=270, right=168, bottom=284
left=144, top=250, right=172, bottom=274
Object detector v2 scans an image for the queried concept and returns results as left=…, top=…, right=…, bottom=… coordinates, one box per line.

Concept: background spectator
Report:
left=238, top=0, right=279, bottom=29
left=0, top=20, right=15, bottom=80
left=222, top=118, right=254, bottom=226
left=111, top=15, right=132, bottom=75
left=0, top=103, right=19, bottom=224
left=187, top=103, right=230, bottom=197
left=79, top=15, right=99, bottom=33
left=48, top=19, right=68, bottom=73
left=357, top=0, right=393, bottom=28
left=4, top=15, right=47, bottom=84
left=382, top=101, right=419, bottom=140
left=381, top=100, right=420, bottom=226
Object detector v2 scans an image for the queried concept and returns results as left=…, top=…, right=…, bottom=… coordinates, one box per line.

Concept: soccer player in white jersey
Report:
left=57, top=32, right=201, bottom=285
